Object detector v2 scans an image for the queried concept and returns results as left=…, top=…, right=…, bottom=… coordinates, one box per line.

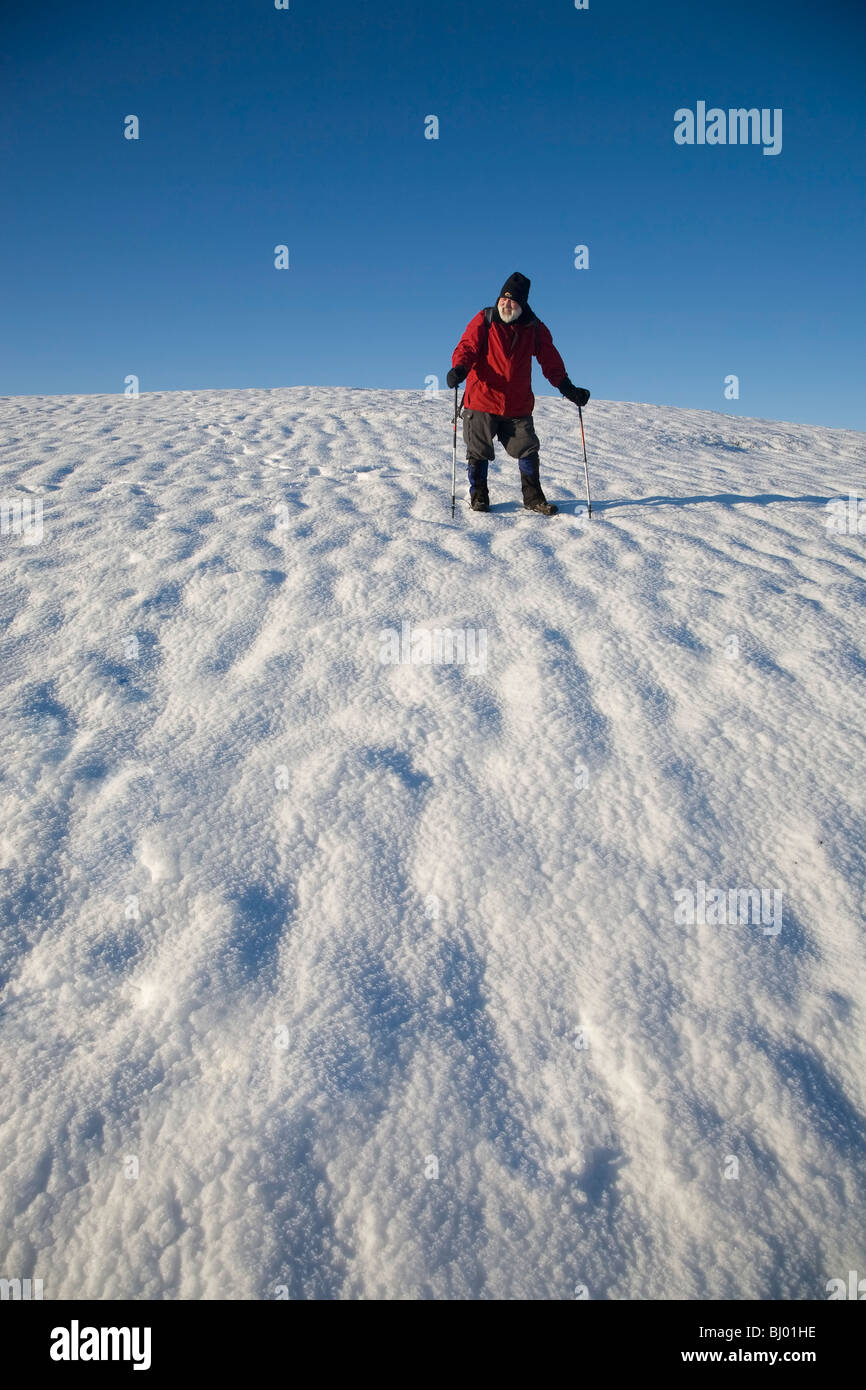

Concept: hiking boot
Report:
left=519, top=453, right=557, bottom=515
left=523, top=496, right=558, bottom=515
left=521, top=476, right=557, bottom=516
left=470, top=487, right=490, bottom=512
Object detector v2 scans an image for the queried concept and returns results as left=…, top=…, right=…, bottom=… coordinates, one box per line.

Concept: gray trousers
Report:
left=462, top=410, right=541, bottom=491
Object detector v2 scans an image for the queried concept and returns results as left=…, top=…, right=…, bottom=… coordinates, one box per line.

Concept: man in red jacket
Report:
left=447, top=271, right=590, bottom=514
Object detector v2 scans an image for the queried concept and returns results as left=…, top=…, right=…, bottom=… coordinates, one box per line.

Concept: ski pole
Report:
left=451, top=385, right=458, bottom=517
left=578, top=404, right=592, bottom=518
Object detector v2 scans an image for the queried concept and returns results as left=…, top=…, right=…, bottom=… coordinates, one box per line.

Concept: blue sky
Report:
left=2, top=0, right=864, bottom=428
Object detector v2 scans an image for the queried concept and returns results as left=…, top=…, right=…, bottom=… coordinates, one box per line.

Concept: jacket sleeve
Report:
left=452, top=311, right=487, bottom=372
left=534, top=320, right=567, bottom=389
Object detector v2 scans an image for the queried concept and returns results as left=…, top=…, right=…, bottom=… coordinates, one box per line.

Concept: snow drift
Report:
left=0, top=385, right=864, bottom=1299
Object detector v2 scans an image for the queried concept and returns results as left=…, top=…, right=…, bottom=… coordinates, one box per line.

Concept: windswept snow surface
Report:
left=1, top=385, right=864, bottom=1301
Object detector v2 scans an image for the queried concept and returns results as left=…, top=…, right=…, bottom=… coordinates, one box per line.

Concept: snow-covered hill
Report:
left=1, top=385, right=864, bottom=1299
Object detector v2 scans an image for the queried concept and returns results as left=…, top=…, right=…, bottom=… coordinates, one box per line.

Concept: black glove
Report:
left=559, top=376, right=590, bottom=407
left=446, top=365, right=467, bottom=389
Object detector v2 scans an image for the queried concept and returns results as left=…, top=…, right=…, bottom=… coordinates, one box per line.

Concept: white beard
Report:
left=499, top=304, right=522, bottom=323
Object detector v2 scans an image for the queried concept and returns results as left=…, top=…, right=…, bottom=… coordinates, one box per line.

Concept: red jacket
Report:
left=452, top=307, right=567, bottom=417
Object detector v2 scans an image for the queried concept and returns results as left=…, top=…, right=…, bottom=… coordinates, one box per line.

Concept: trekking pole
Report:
left=451, top=385, right=458, bottom=517
left=578, top=404, right=592, bottom=518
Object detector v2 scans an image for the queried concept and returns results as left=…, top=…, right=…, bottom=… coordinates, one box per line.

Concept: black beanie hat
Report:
left=498, top=271, right=531, bottom=307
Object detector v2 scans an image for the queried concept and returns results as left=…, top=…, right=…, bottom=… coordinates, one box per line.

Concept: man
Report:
left=446, top=271, right=590, bottom=515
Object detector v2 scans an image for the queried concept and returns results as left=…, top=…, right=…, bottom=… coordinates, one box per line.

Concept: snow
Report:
left=0, top=384, right=864, bottom=1300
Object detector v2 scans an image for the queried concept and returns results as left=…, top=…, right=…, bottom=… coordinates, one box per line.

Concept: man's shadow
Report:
left=589, top=491, right=834, bottom=513
left=489, top=493, right=834, bottom=514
